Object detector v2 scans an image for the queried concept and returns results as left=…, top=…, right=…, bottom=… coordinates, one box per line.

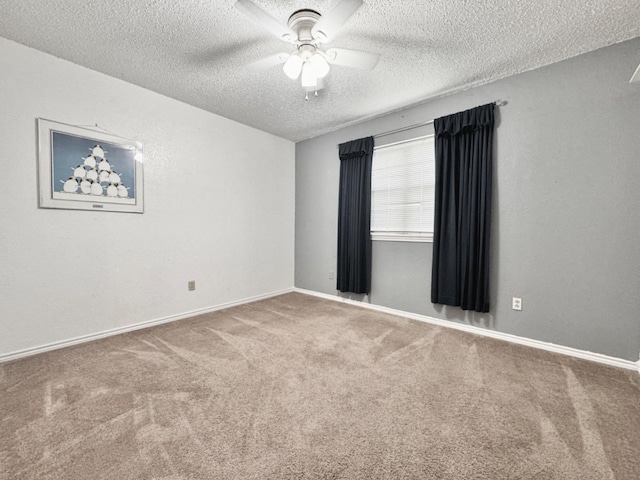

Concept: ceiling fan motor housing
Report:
left=287, top=9, right=322, bottom=44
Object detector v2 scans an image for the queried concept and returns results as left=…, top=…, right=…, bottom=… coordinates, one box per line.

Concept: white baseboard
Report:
left=0, top=288, right=295, bottom=364
left=4, top=286, right=638, bottom=374
left=294, top=288, right=640, bottom=373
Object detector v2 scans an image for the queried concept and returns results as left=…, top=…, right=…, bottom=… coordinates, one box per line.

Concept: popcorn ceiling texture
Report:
left=0, top=0, right=639, bottom=141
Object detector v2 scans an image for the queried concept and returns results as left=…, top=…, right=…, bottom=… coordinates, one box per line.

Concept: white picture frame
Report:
left=37, top=118, right=144, bottom=213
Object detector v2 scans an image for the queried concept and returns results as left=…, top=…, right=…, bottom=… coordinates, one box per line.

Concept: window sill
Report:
left=371, top=232, right=433, bottom=243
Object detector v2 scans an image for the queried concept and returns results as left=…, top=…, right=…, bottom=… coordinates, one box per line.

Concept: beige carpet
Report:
left=1, top=292, right=639, bottom=479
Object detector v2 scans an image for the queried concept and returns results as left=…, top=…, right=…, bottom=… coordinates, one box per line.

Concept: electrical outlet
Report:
left=188, top=280, right=196, bottom=291
left=512, top=297, right=522, bottom=311
left=329, top=271, right=335, bottom=280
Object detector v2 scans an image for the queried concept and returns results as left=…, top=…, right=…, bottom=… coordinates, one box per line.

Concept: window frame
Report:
left=370, top=133, right=435, bottom=243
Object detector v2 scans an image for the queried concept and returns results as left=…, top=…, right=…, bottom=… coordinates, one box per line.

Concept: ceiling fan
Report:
left=235, top=0, right=380, bottom=98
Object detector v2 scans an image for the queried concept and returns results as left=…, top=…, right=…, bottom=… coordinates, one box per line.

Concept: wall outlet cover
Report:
left=512, top=297, right=522, bottom=311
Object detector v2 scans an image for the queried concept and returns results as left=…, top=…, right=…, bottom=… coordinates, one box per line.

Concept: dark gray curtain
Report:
left=431, top=104, right=494, bottom=312
left=337, top=136, right=374, bottom=294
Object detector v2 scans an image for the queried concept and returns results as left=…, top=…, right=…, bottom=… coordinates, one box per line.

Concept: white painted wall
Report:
left=0, top=38, right=295, bottom=357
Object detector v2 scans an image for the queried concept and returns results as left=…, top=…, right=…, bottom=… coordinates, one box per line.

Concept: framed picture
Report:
left=37, top=118, right=144, bottom=213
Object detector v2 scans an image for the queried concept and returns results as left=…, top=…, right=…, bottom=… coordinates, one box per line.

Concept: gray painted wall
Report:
left=295, top=37, right=640, bottom=361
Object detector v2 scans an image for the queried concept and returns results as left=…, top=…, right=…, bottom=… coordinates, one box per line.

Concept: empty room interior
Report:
left=1, top=1, right=640, bottom=478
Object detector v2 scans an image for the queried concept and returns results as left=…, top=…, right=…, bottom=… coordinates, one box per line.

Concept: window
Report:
left=371, top=135, right=435, bottom=242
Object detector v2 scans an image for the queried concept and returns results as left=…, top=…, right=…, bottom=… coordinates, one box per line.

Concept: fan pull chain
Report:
left=304, top=90, right=320, bottom=101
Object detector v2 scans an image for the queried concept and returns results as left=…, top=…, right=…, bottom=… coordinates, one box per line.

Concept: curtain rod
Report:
left=373, top=100, right=507, bottom=140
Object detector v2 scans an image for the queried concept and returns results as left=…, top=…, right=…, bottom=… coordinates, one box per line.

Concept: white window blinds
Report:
left=371, top=135, right=435, bottom=240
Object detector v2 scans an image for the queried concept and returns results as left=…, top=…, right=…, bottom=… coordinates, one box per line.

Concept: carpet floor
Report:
left=1, top=292, right=639, bottom=479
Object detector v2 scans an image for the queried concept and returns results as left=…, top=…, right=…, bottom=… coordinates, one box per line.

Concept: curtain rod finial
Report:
left=495, top=100, right=508, bottom=107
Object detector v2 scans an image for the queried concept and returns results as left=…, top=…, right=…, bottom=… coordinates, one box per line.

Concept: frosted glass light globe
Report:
left=283, top=53, right=303, bottom=79
left=301, top=62, right=318, bottom=88
left=310, top=53, right=330, bottom=78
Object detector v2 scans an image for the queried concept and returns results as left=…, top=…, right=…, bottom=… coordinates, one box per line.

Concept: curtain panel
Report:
left=431, top=103, right=495, bottom=312
left=337, top=136, right=374, bottom=294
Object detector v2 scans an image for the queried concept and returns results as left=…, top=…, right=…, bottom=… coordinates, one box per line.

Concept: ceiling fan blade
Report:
left=325, top=48, right=380, bottom=70
left=312, top=0, right=363, bottom=42
left=234, top=0, right=296, bottom=43
left=248, top=52, right=290, bottom=70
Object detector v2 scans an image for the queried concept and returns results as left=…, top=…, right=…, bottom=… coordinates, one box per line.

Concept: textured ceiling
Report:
left=1, top=1, right=639, bottom=142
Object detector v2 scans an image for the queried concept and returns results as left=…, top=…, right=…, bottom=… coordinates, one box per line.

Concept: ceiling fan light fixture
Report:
left=310, top=52, right=330, bottom=78
left=301, top=62, right=318, bottom=88
left=283, top=53, right=303, bottom=79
